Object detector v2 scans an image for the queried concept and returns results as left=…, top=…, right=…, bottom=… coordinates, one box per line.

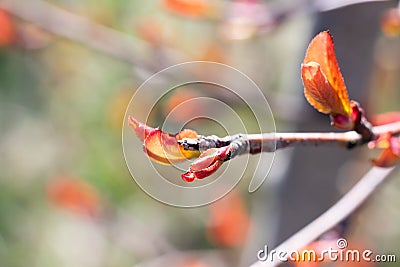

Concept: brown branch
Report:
left=249, top=165, right=397, bottom=267
left=179, top=121, right=400, bottom=156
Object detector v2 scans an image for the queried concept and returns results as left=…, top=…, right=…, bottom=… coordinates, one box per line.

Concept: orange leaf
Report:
left=302, top=31, right=351, bottom=117
left=128, top=116, right=200, bottom=165
left=372, top=148, right=400, bottom=167
left=144, top=128, right=200, bottom=165
left=369, top=133, right=400, bottom=167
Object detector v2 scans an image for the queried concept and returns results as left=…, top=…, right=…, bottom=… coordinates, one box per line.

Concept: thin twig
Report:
left=179, top=121, right=400, bottom=156
left=249, top=166, right=397, bottom=267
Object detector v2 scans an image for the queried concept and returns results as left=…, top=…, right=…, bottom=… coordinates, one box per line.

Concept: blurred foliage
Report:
left=0, top=1, right=399, bottom=267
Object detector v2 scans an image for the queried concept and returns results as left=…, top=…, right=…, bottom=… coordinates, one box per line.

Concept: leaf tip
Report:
left=127, top=116, right=156, bottom=142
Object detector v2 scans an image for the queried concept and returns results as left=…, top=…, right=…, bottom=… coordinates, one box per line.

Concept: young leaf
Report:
left=144, top=128, right=200, bottom=165
left=181, top=146, right=231, bottom=182
left=373, top=148, right=400, bottom=167
left=301, top=62, right=348, bottom=116
left=128, top=116, right=200, bottom=165
left=301, top=31, right=353, bottom=128
left=369, top=133, right=400, bottom=167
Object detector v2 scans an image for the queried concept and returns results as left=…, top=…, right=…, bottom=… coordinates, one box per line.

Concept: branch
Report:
left=179, top=121, right=400, bottom=157
left=249, top=165, right=397, bottom=267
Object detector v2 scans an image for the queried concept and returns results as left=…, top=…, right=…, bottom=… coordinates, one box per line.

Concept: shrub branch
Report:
left=179, top=121, right=400, bottom=161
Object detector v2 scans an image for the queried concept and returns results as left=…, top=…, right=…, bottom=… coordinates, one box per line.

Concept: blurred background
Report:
left=0, top=0, right=399, bottom=266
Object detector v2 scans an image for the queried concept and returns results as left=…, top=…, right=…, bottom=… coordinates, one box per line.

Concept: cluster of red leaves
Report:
left=301, top=31, right=399, bottom=167
left=47, top=177, right=101, bottom=217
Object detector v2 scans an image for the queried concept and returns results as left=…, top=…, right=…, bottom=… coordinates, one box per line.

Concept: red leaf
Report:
left=302, top=31, right=351, bottom=119
left=181, top=146, right=231, bottom=181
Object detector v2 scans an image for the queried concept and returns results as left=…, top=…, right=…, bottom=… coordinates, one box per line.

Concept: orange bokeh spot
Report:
left=207, top=190, right=250, bottom=247
left=381, top=8, right=400, bottom=37
left=47, top=177, right=101, bottom=216
left=0, top=9, right=15, bottom=46
left=163, top=0, right=210, bottom=18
